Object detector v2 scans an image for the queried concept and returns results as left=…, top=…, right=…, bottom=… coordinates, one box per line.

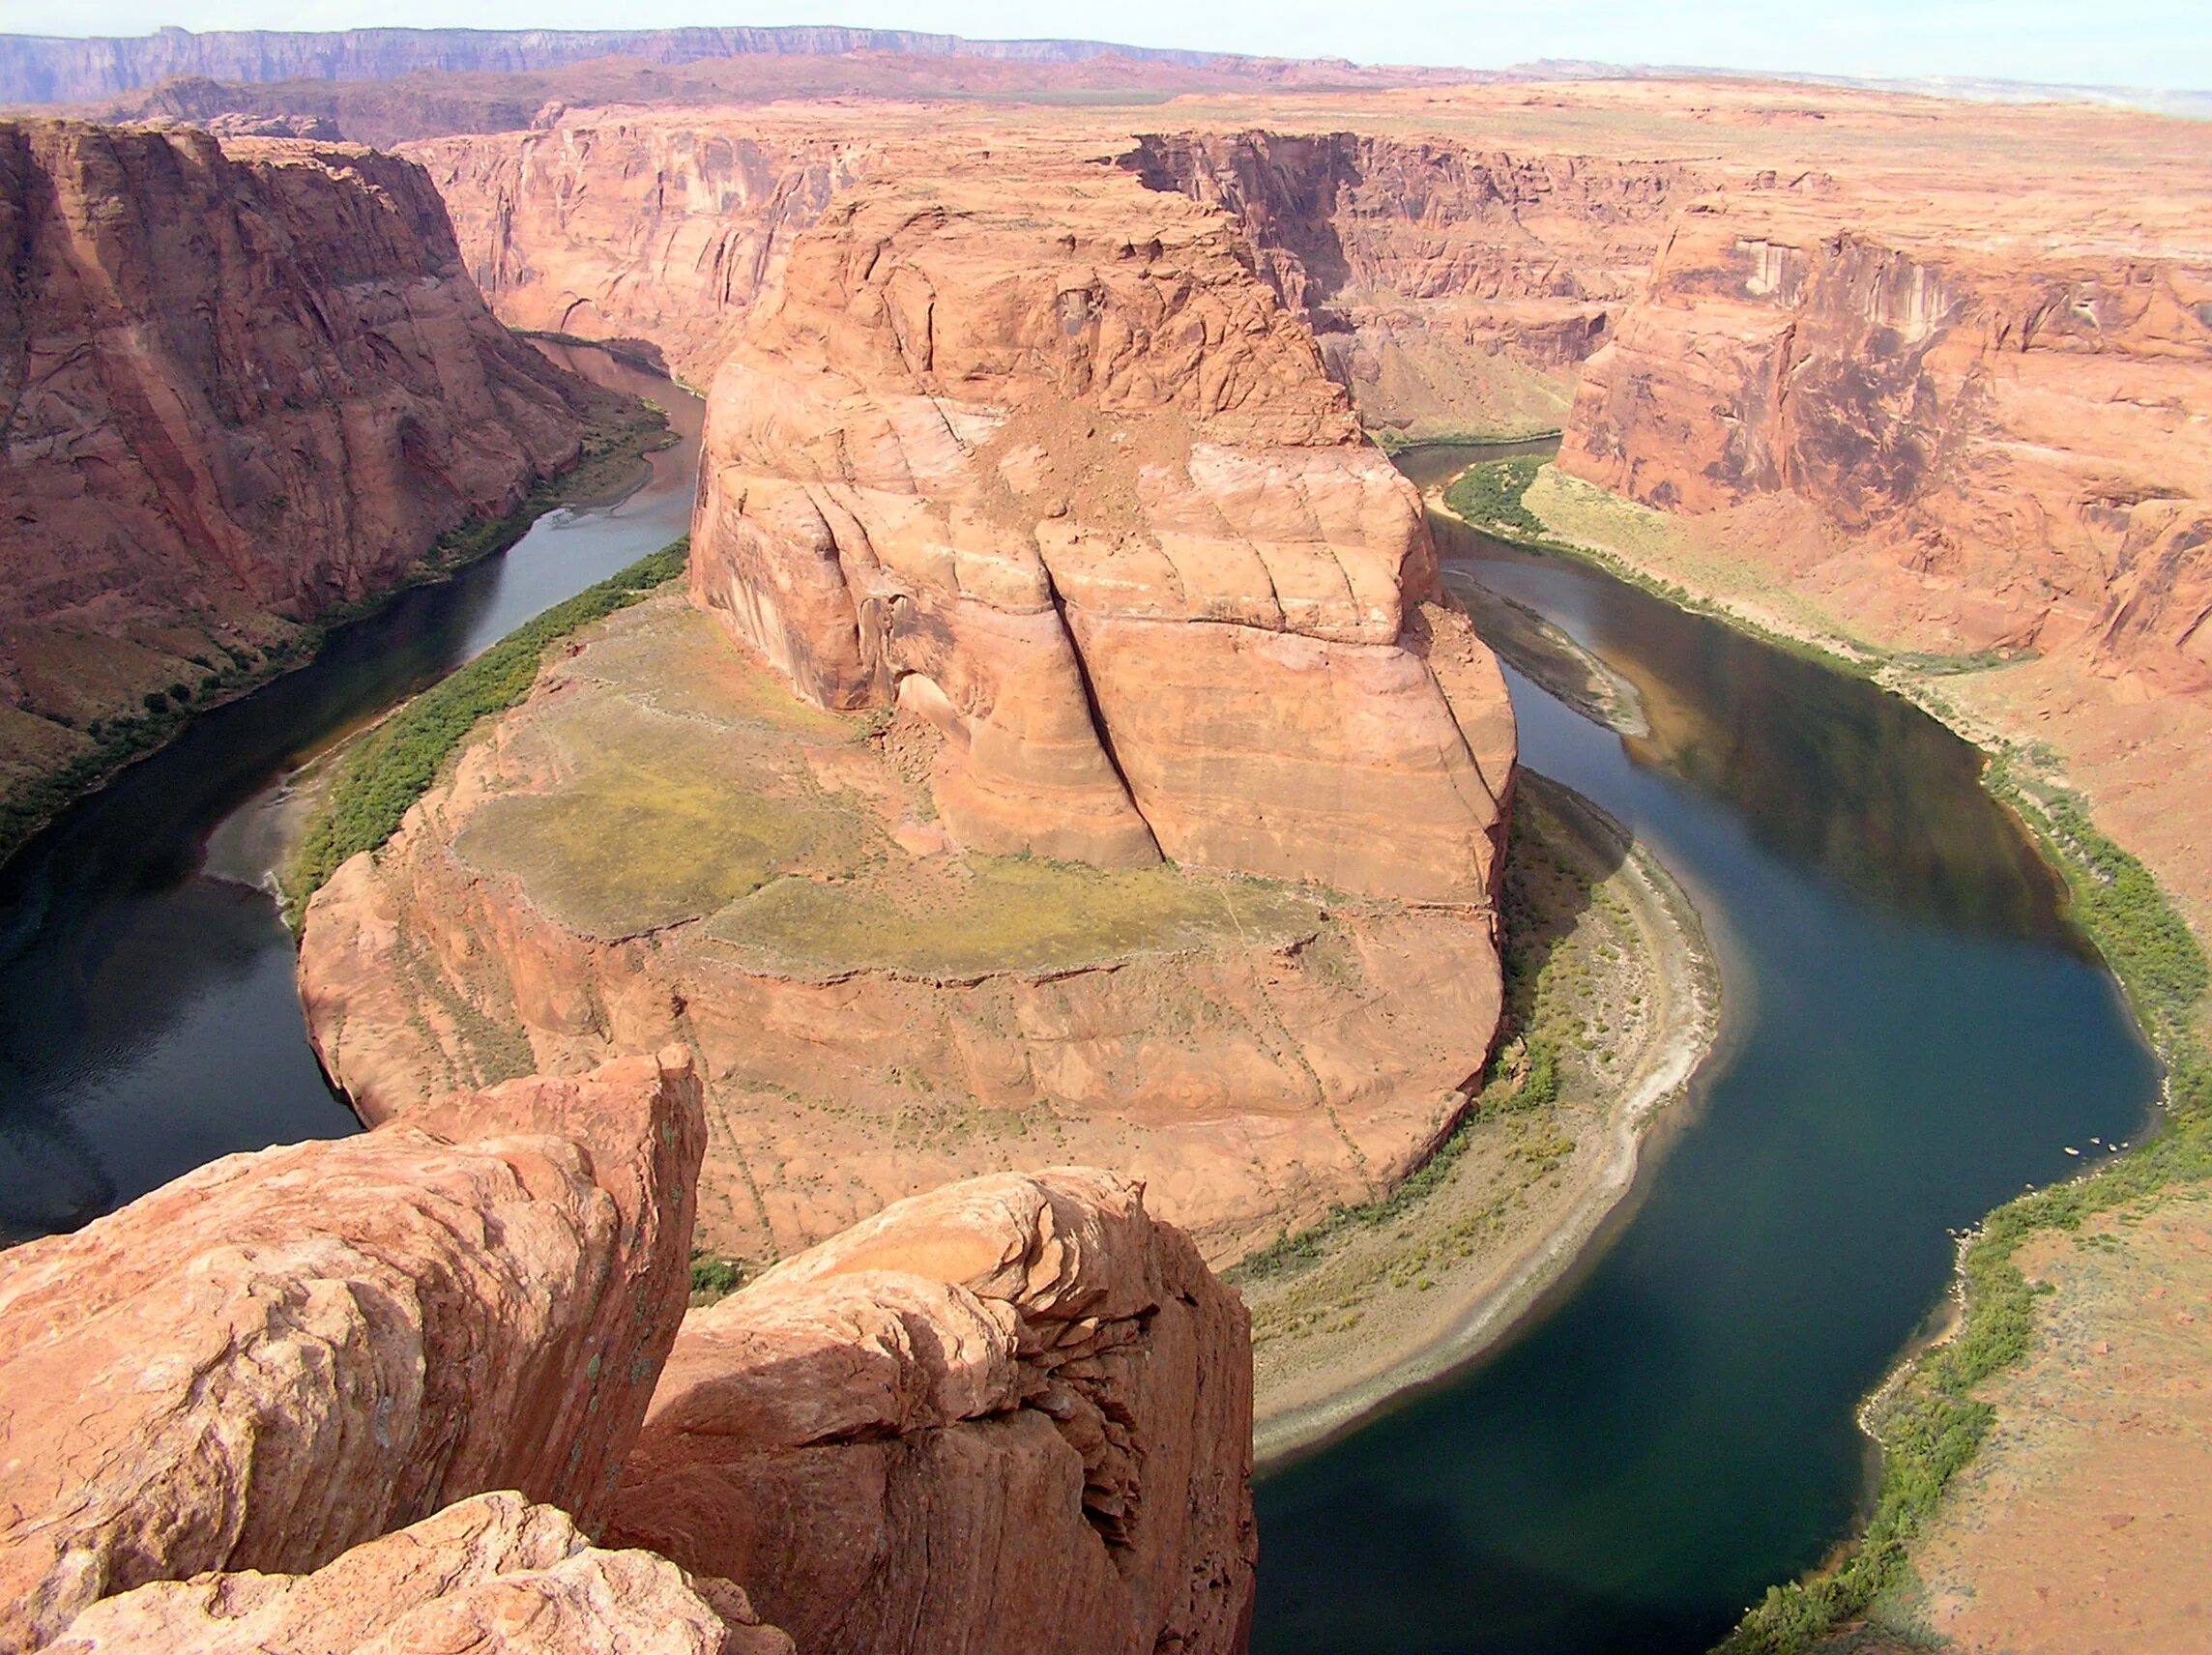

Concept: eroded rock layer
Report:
left=45, top=1494, right=793, bottom=1655
left=0, top=1051, right=704, bottom=1653
left=0, top=118, right=611, bottom=809
left=688, top=146, right=1514, bottom=908
left=607, top=1169, right=1255, bottom=1655
left=1557, top=210, right=2212, bottom=682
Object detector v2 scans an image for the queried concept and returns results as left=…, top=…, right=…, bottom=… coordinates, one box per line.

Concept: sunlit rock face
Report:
left=687, top=146, right=1516, bottom=908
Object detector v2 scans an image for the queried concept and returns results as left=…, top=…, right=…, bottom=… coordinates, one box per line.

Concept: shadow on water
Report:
left=0, top=344, right=704, bottom=1242
left=1249, top=474, right=2160, bottom=1654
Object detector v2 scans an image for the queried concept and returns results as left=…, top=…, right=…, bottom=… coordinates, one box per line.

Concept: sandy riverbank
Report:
left=1246, top=772, right=1723, bottom=1467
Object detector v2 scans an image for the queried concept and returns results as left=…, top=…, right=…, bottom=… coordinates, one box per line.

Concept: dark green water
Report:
left=0, top=344, right=702, bottom=1241
left=1252, top=451, right=2161, bottom=1653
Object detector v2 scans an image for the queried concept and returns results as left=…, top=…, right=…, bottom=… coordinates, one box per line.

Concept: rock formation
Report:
left=1121, top=131, right=1703, bottom=441
left=608, top=1169, right=1255, bottom=1655
left=0, top=1051, right=1247, bottom=1654
left=298, top=591, right=1505, bottom=1266
left=1558, top=208, right=2212, bottom=680
left=406, top=120, right=878, bottom=385
left=0, top=119, right=617, bottom=829
left=0, top=1049, right=703, bottom=1652
left=298, top=137, right=1518, bottom=1270
left=689, top=147, right=1514, bottom=905
left=44, top=1494, right=793, bottom=1655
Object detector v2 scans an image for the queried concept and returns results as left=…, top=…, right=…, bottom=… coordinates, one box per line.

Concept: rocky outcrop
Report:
left=690, top=148, right=1514, bottom=906
left=45, top=1494, right=793, bottom=1655
left=607, top=1169, right=1255, bottom=1655
left=0, top=1062, right=1246, bottom=1655
left=0, top=119, right=615, bottom=821
left=0, top=1050, right=704, bottom=1651
left=406, top=120, right=879, bottom=386
left=297, top=134, right=1516, bottom=1270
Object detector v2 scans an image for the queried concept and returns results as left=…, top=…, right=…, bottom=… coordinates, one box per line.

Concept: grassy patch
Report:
left=1721, top=751, right=2211, bottom=1654
left=454, top=706, right=850, bottom=939
left=708, top=857, right=1323, bottom=980
left=282, top=538, right=689, bottom=925
left=1372, top=426, right=1564, bottom=454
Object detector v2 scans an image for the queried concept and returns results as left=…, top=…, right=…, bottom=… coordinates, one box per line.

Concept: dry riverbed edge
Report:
left=1246, top=772, right=1723, bottom=1466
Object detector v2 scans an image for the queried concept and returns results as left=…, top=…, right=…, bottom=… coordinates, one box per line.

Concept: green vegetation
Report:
left=689, top=1250, right=747, bottom=1302
left=1442, top=454, right=1551, bottom=537
left=709, top=857, right=1322, bottom=980
left=1371, top=426, right=1564, bottom=454
left=283, top=539, right=689, bottom=925
left=1721, top=751, right=2212, bottom=1654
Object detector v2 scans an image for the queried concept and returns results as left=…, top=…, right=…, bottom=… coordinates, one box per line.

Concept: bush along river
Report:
left=0, top=343, right=703, bottom=1242
left=1250, top=448, right=2161, bottom=1654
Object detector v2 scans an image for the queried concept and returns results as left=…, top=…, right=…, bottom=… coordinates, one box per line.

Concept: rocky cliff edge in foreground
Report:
left=0, top=1052, right=1252, bottom=1655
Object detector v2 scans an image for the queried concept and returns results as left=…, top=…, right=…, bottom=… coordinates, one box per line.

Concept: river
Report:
left=0, top=405, right=2163, bottom=1654
left=0, top=343, right=703, bottom=1242
left=1251, top=446, right=2160, bottom=1652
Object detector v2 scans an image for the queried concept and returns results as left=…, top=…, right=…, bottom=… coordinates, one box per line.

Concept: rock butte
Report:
left=299, top=139, right=1519, bottom=1268
left=0, top=118, right=622, bottom=822
left=0, top=1049, right=1250, bottom=1655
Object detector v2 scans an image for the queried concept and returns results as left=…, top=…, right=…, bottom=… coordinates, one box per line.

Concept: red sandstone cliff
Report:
left=0, top=119, right=615, bottom=822
left=1121, top=130, right=1703, bottom=440
left=0, top=1053, right=1250, bottom=1655
left=689, top=144, right=1515, bottom=906
left=405, top=119, right=880, bottom=386
left=1558, top=208, right=2212, bottom=680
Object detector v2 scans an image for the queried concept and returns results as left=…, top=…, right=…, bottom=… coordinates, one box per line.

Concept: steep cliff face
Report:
left=0, top=1051, right=1247, bottom=1655
left=1558, top=209, right=2212, bottom=674
left=1121, top=131, right=1704, bottom=440
left=0, top=119, right=612, bottom=832
left=691, top=148, right=1514, bottom=905
left=608, top=1169, right=1255, bottom=1655
left=405, top=119, right=880, bottom=386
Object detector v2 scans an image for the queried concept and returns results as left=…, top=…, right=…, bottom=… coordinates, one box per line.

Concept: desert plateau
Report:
left=0, top=14, right=2209, bottom=1655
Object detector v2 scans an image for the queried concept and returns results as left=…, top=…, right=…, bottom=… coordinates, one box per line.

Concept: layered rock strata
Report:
left=1121, top=130, right=1703, bottom=440
left=608, top=1169, right=1256, bottom=1655
left=0, top=1050, right=704, bottom=1652
left=688, top=151, right=1515, bottom=906
left=406, top=120, right=882, bottom=385
left=0, top=119, right=613, bottom=815
left=1558, top=209, right=2212, bottom=682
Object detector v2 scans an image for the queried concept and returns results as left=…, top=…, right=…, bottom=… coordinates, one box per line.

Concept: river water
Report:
left=1251, top=448, right=2161, bottom=1652
left=0, top=406, right=2163, bottom=1652
left=0, top=344, right=703, bottom=1241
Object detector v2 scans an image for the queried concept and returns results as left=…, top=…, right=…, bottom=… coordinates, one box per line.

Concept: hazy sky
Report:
left=5, top=0, right=2207, bottom=91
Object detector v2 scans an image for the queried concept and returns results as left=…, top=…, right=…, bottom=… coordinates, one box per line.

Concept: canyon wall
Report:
left=0, top=119, right=614, bottom=826
left=0, top=26, right=1467, bottom=107
left=1558, top=207, right=2212, bottom=678
left=0, top=1052, right=1250, bottom=1655
left=1121, top=130, right=1704, bottom=440
left=405, top=120, right=880, bottom=385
